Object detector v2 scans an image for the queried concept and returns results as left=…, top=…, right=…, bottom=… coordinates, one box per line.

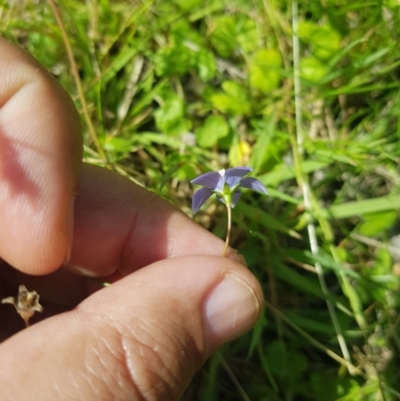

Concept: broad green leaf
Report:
left=337, top=380, right=377, bottom=401
left=298, top=22, right=341, bottom=60
left=196, top=50, right=217, bottom=82
left=221, top=81, right=247, bottom=98
left=26, top=32, right=61, bottom=68
left=357, top=211, right=397, bottom=236
left=265, top=340, right=286, bottom=377
left=368, top=249, right=395, bottom=302
left=310, top=372, right=360, bottom=401
left=386, top=0, right=400, bottom=7
left=209, top=15, right=236, bottom=57
left=309, top=26, right=341, bottom=60
left=249, top=49, right=282, bottom=93
left=236, top=17, right=258, bottom=54
left=154, top=45, right=192, bottom=77
left=104, top=137, right=132, bottom=154
left=371, top=248, right=392, bottom=276
left=211, top=81, right=251, bottom=115
left=195, top=115, right=229, bottom=148
left=300, top=57, right=327, bottom=82
left=154, top=97, right=191, bottom=136
left=298, top=21, right=318, bottom=39
left=266, top=340, right=308, bottom=379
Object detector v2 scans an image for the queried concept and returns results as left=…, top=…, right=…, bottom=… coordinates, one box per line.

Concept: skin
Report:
left=0, top=38, right=263, bottom=401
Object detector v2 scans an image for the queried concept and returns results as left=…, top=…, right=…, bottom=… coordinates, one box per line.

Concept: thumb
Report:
left=0, top=256, right=262, bottom=401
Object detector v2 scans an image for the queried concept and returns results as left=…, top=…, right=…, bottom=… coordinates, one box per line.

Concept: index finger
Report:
left=0, top=38, right=82, bottom=274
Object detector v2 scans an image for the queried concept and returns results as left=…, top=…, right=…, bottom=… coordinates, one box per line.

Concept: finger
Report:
left=0, top=255, right=262, bottom=401
left=0, top=38, right=82, bottom=274
left=68, top=164, right=243, bottom=277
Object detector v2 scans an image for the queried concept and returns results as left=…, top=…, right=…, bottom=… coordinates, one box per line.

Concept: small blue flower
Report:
left=191, top=166, right=268, bottom=214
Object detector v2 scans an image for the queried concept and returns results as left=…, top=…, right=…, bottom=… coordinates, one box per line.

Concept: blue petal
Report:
left=240, top=177, right=268, bottom=194
left=231, top=190, right=242, bottom=208
left=192, top=188, right=213, bottom=214
left=191, top=171, right=222, bottom=190
left=224, top=167, right=253, bottom=189
left=216, top=195, right=225, bottom=205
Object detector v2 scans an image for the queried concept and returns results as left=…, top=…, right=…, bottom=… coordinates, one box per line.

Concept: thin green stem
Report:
left=291, top=0, right=353, bottom=374
left=222, top=204, right=232, bottom=257
left=264, top=300, right=365, bottom=377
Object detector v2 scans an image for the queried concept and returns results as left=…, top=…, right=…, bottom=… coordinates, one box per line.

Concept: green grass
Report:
left=2, top=0, right=400, bottom=399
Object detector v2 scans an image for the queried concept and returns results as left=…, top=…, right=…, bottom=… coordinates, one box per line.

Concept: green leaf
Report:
left=309, top=26, right=341, bottom=60
left=209, top=15, right=236, bottom=57
left=247, top=308, right=267, bottom=358
left=221, top=81, right=246, bottom=98
left=154, top=44, right=193, bottom=77
left=325, top=195, right=400, bottom=219
left=196, top=50, right=217, bottom=82
left=273, top=261, right=350, bottom=311
left=154, top=97, right=191, bottom=136
left=195, top=115, right=229, bottom=148
left=159, top=164, right=183, bottom=191
left=285, top=311, right=337, bottom=335
left=298, top=21, right=318, bottom=39
left=133, top=132, right=182, bottom=148
left=249, top=49, right=282, bottom=93
left=236, top=17, right=258, bottom=54
left=266, top=340, right=308, bottom=379
left=235, top=203, right=301, bottom=239
left=104, top=137, right=132, bottom=154
left=171, top=0, right=202, bottom=10
left=357, top=211, right=397, bottom=236
left=211, top=81, right=251, bottom=115
left=298, top=22, right=341, bottom=60
left=304, top=251, right=361, bottom=279
left=300, top=57, right=327, bottom=83
left=258, top=160, right=330, bottom=187
left=102, top=47, right=138, bottom=84
left=250, top=115, right=275, bottom=173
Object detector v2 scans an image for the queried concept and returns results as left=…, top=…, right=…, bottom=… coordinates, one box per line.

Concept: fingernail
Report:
left=64, top=197, right=74, bottom=265
left=65, top=264, right=98, bottom=277
left=227, top=251, right=247, bottom=267
left=203, top=274, right=260, bottom=354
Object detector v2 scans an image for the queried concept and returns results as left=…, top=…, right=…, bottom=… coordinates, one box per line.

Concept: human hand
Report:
left=0, top=38, right=263, bottom=400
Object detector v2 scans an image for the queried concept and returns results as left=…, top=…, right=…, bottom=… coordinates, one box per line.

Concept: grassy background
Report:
left=2, top=0, right=400, bottom=399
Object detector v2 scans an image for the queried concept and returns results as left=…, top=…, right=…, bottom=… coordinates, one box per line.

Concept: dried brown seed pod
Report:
left=1, top=285, right=43, bottom=327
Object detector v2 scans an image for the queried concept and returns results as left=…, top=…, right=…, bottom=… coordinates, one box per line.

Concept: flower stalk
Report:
left=222, top=202, right=232, bottom=257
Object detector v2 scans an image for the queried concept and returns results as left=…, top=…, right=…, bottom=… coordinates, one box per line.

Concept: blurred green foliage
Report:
left=2, top=0, right=400, bottom=399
